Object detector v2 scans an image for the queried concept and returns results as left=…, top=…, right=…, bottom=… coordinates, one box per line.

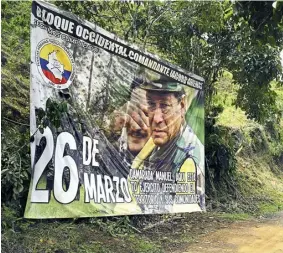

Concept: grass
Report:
left=217, top=107, right=250, bottom=129
left=2, top=213, right=163, bottom=253
left=212, top=73, right=283, bottom=217
left=128, top=237, right=162, bottom=253
left=217, top=213, right=250, bottom=221
left=234, top=143, right=283, bottom=216
left=213, top=71, right=251, bottom=129
left=258, top=202, right=282, bottom=215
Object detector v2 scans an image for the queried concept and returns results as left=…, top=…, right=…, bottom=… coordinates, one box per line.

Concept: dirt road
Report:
left=180, top=212, right=283, bottom=253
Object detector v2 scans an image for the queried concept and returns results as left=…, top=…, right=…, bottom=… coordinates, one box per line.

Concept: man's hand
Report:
left=111, top=101, right=149, bottom=133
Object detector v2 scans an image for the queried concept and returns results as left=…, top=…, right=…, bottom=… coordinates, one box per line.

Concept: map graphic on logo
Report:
left=37, top=41, right=74, bottom=89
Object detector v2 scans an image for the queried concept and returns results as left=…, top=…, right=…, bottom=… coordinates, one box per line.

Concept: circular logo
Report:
left=36, top=39, right=75, bottom=89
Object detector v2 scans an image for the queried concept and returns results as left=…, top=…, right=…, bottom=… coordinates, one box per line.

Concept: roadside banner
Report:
left=25, top=1, right=205, bottom=218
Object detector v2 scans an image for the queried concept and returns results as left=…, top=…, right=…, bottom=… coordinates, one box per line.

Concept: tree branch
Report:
left=2, top=117, right=29, bottom=127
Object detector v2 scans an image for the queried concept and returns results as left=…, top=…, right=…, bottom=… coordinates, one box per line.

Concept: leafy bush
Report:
left=1, top=122, right=30, bottom=213
left=89, top=216, right=134, bottom=237
left=1, top=205, right=19, bottom=230
left=205, top=105, right=237, bottom=194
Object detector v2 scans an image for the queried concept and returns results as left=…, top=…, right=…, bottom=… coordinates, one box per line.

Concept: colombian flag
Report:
left=39, top=44, right=72, bottom=85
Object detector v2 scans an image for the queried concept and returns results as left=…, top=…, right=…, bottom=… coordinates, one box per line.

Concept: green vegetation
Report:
left=2, top=209, right=234, bottom=253
left=217, top=213, right=250, bottom=221
left=1, top=217, right=161, bottom=253
left=1, top=0, right=283, bottom=252
left=209, top=73, right=283, bottom=215
left=1, top=1, right=31, bottom=214
left=128, top=237, right=162, bottom=253
left=1, top=1, right=30, bottom=120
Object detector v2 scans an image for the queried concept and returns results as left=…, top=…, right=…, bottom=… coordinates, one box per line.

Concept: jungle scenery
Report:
left=1, top=1, right=283, bottom=252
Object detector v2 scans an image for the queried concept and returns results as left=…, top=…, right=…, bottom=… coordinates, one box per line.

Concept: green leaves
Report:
left=206, top=130, right=236, bottom=183
left=224, top=7, right=233, bottom=21
left=37, top=98, right=69, bottom=130
left=236, top=84, right=279, bottom=124
left=1, top=123, right=31, bottom=202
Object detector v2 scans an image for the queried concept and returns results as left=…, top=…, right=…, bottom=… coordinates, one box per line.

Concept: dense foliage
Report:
left=1, top=0, right=283, bottom=216
left=55, top=1, right=283, bottom=120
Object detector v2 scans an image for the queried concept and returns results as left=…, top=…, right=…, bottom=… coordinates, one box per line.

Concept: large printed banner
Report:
left=25, top=1, right=205, bottom=218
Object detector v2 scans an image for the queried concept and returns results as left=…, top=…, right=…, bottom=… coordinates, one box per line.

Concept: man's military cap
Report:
left=138, top=69, right=184, bottom=93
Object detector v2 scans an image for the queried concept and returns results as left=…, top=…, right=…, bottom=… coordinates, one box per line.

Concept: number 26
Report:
left=30, top=127, right=79, bottom=204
